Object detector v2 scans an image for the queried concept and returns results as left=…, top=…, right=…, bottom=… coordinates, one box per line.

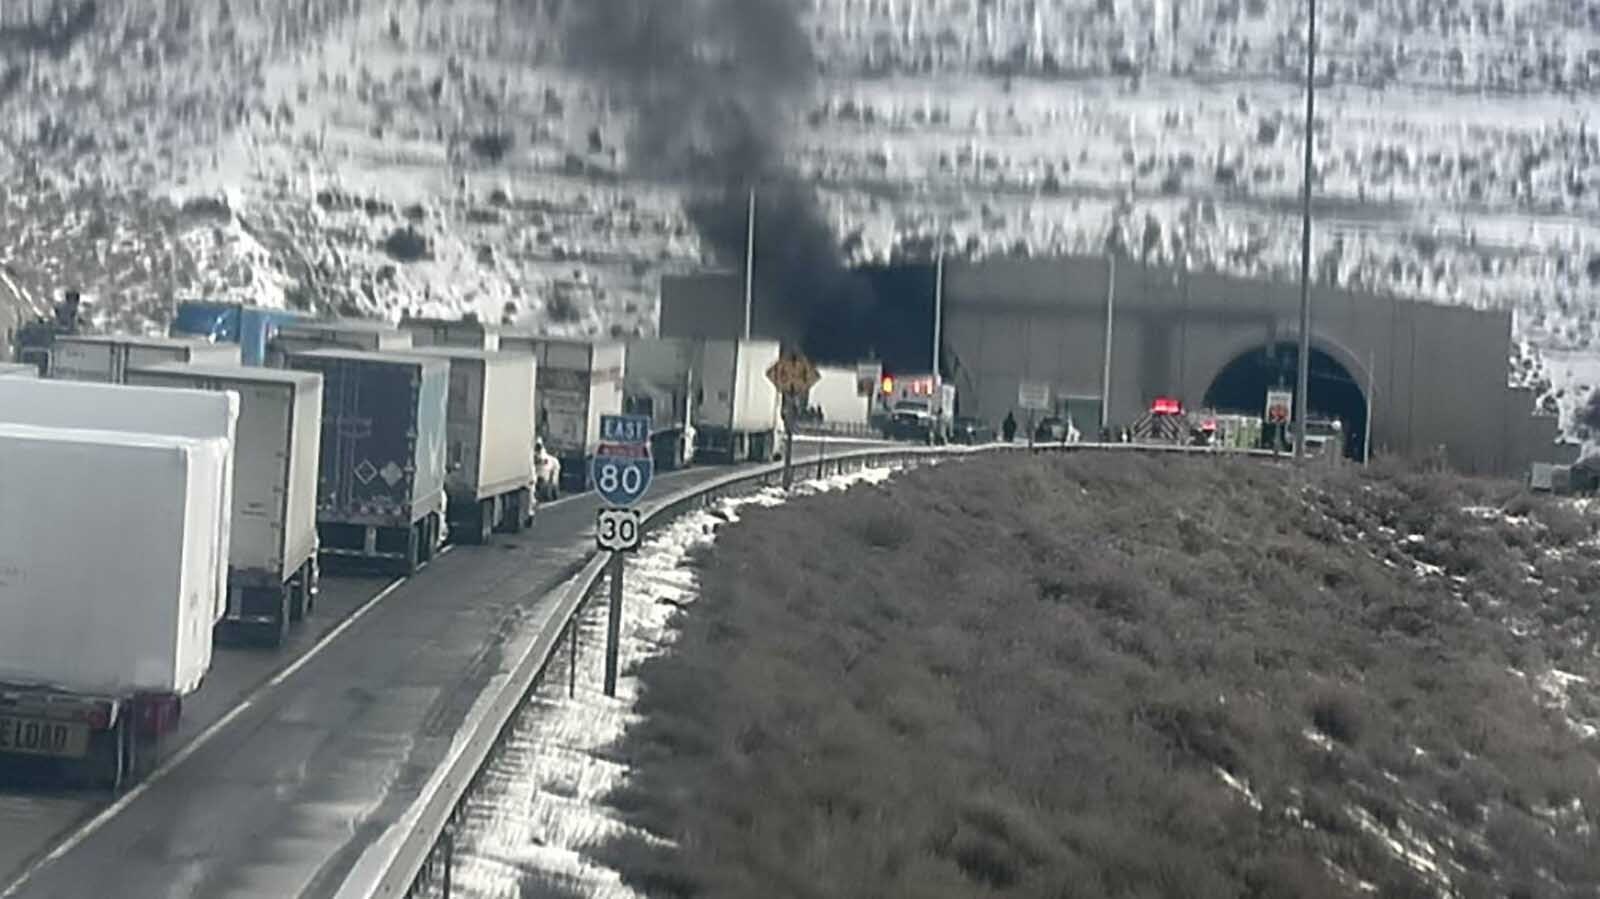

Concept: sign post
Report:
left=767, top=352, right=821, bottom=489
left=593, top=413, right=653, bottom=698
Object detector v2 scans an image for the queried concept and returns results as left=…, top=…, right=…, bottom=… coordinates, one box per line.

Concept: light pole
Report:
left=1294, top=0, right=1317, bottom=461
left=743, top=188, right=756, bottom=340
left=933, top=251, right=944, bottom=376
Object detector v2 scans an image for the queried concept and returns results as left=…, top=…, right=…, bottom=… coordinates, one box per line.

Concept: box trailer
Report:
left=287, top=349, right=448, bottom=574
left=399, top=315, right=501, bottom=351
left=0, top=424, right=230, bottom=789
left=499, top=334, right=624, bottom=492
left=404, top=348, right=536, bottom=543
left=810, top=365, right=870, bottom=427
left=127, top=364, right=323, bottom=646
left=0, top=377, right=239, bottom=623
left=623, top=337, right=699, bottom=470
left=266, top=319, right=414, bottom=368
left=169, top=301, right=311, bottom=367
left=695, top=339, right=782, bottom=463
left=50, top=334, right=242, bottom=383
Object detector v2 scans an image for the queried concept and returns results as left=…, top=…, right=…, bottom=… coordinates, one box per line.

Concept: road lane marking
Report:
left=0, top=571, right=416, bottom=898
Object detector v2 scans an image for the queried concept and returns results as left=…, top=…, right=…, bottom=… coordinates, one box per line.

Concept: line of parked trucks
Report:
left=0, top=299, right=799, bottom=789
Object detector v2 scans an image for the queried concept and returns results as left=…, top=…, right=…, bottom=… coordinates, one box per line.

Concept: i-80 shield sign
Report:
left=593, top=414, right=654, bottom=507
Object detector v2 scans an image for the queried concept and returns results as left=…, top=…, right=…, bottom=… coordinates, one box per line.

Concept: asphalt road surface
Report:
left=0, top=439, right=889, bottom=899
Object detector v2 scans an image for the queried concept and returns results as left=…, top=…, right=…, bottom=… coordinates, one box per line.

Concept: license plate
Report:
left=0, top=714, right=91, bottom=759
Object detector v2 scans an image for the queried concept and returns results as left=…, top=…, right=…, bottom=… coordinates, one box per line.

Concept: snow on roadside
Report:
left=433, top=465, right=901, bottom=899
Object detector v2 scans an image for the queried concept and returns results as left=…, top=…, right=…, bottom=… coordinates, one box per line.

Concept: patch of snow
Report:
left=1215, top=766, right=1263, bottom=812
left=434, top=465, right=900, bottom=899
left=1348, top=805, right=1452, bottom=891
left=1534, top=668, right=1600, bottom=740
left=1304, top=728, right=1335, bottom=752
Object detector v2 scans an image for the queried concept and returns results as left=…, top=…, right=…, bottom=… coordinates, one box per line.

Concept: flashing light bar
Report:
left=1151, top=396, right=1184, bottom=416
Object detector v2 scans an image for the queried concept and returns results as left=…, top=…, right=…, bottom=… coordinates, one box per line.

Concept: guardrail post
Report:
left=568, top=616, right=578, bottom=699
left=441, top=830, right=454, bottom=899
left=603, top=553, right=625, bottom=698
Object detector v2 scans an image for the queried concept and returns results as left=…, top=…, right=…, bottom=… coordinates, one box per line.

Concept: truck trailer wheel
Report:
left=402, top=523, right=422, bottom=576
left=288, top=570, right=309, bottom=623
left=497, top=489, right=531, bottom=534
left=266, top=588, right=291, bottom=648
left=478, top=499, right=495, bottom=543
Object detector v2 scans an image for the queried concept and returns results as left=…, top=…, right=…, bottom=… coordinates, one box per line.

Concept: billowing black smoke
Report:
left=558, top=0, right=875, bottom=360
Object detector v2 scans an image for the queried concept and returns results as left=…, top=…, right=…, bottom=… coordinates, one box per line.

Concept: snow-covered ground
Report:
left=431, top=465, right=898, bottom=899
left=2, top=0, right=1599, bottom=419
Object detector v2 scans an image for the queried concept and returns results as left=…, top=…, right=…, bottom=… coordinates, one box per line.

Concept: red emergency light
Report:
left=1151, top=396, right=1184, bottom=416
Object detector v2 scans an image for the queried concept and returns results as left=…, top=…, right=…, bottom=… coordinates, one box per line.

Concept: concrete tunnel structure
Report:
left=660, top=254, right=1568, bottom=477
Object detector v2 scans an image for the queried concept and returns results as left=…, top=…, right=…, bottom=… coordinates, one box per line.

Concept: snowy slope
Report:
left=1, top=0, right=1597, bottom=418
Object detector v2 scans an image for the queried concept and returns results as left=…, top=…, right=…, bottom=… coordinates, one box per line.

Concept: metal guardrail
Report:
left=367, top=440, right=1288, bottom=899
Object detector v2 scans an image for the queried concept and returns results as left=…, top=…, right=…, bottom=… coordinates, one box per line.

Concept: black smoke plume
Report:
left=558, top=0, right=875, bottom=360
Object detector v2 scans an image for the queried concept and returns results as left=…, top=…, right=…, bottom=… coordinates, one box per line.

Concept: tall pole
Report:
left=602, top=553, right=624, bottom=698
left=1101, top=254, right=1117, bottom=433
left=1294, top=0, right=1317, bottom=462
left=932, top=252, right=944, bottom=376
left=743, top=189, right=756, bottom=341
left=1364, top=346, right=1375, bottom=465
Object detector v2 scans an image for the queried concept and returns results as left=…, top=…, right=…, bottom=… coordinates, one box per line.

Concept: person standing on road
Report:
left=1002, top=411, right=1017, bottom=443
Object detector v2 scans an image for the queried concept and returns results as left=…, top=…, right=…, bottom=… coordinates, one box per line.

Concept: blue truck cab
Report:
left=170, top=301, right=309, bottom=366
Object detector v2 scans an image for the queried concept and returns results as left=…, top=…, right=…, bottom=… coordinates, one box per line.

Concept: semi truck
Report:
left=0, top=424, right=231, bottom=790
left=288, top=349, right=448, bottom=575
left=50, top=334, right=242, bottom=383
left=694, top=338, right=782, bottom=463
left=168, top=301, right=311, bottom=367
left=399, top=314, right=501, bottom=351
left=266, top=319, right=414, bottom=367
left=880, top=372, right=956, bottom=443
left=499, top=335, right=624, bottom=493
left=405, top=347, right=537, bottom=544
left=622, top=337, right=698, bottom=471
left=0, top=377, right=239, bottom=624
left=127, top=364, right=324, bottom=646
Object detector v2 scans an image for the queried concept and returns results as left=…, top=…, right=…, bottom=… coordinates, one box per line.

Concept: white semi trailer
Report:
left=127, top=363, right=324, bottom=646
left=499, top=335, right=624, bottom=493
left=50, top=334, right=242, bottom=383
left=266, top=319, right=414, bottom=367
left=0, top=424, right=231, bottom=789
left=694, top=338, right=782, bottom=464
left=0, top=377, right=238, bottom=622
left=405, top=347, right=538, bottom=543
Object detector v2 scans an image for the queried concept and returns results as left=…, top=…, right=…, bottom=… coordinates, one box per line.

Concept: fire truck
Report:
left=877, top=372, right=956, bottom=444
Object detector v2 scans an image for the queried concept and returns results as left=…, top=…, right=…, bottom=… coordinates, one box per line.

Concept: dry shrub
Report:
left=597, top=454, right=1600, bottom=898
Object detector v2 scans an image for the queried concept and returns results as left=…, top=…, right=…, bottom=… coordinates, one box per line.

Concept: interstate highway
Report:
left=0, top=438, right=887, bottom=899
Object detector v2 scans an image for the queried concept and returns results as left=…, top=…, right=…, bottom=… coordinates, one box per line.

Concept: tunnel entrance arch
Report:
left=1202, top=341, right=1369, bottom=460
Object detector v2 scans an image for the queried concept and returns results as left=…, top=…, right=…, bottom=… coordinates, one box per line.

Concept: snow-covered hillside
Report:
left=1, top=0, right=1596, bottom=418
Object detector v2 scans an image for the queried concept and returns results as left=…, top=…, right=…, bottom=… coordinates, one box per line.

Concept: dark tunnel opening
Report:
left=1204, top=342, right=1369, bottom=460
